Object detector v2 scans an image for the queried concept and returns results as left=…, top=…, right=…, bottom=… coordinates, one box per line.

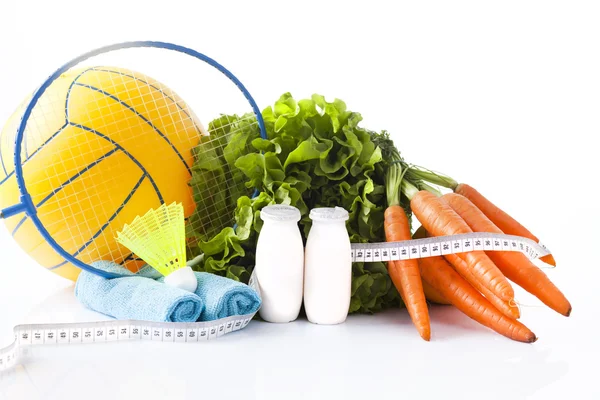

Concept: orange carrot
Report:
left=412, top=225, right=429, bottom=241
left=407, top=189, right=514, bottom=301
left=384, top=206, right=431, bottom=340
left=442, top=193, right=572, bottom=317
left=445, top=253, right=520, bottom=319
left=419, top=255, right=537, bottom=343
left=385, top=148, right=430, bottom=340
left=412, top=226, right=451, bottom=305
left=455, top=183, right=556, bottom=266
left=413, top=226, right=519, bottom=319
left=422, top=278, right=451, bottom=305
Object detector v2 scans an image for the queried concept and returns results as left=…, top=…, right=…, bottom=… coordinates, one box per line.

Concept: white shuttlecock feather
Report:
left=116, top=202, right=197, bottom=292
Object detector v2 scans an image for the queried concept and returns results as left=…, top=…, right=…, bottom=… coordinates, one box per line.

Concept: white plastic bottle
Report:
left=303, top=207, right=352, bottom=325
left=255, top=205, right=305, bottom=323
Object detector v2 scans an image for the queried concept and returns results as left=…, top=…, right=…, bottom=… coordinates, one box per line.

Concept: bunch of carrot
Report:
left=383, top=161, right=571, bottom=343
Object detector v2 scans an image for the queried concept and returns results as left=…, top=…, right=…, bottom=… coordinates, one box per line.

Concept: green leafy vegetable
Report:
left=185, top=113, right=260, bottom=245
left=187, top=93, right=412, bottom=313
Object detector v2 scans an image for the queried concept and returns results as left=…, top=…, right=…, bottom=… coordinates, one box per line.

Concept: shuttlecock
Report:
left=116, top=202, right=197, bottom=292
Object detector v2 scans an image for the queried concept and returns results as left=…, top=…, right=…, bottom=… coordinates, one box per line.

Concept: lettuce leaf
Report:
left=185, top=114, right=260, bottom=243
left=187, top=93, right=407, bottom=313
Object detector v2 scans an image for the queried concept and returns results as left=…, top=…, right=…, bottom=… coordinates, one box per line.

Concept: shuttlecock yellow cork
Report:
left=116, top=202, right=197, bottom=292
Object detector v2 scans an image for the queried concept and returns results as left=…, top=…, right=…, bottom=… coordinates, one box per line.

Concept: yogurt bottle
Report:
left=303, top=207, right=352, bottom=325
left=255, top=205, right=304, bottom=323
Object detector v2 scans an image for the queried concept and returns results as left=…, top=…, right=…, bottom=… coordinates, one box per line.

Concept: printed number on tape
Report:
left=0, top=271, right=262, bottom=373
left=350, top=232, right=550, bottom=262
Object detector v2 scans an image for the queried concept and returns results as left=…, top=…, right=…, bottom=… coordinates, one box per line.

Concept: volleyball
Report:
left=0, top=67, right=205, bottom=281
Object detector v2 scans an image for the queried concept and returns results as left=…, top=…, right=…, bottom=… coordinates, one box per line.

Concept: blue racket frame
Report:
left=0, top=41, right=267, bottom=279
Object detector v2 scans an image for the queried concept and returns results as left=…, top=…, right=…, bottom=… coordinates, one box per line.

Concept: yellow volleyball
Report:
left=0, top=67, right=205, bottom=281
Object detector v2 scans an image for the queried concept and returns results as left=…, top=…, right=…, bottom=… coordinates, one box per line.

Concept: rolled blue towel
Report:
left=138, top=266, right=262, bottom=321
left=193, top=272, right=262, bottom=321
left=75, top=261, right=204, bottom=323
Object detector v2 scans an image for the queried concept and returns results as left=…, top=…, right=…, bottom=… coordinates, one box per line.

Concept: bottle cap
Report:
left=260, top=204, right=301, bottom=222
left=309, top=206, right=349, bottom=222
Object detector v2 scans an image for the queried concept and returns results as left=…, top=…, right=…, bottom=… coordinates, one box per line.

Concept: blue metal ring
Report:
left=12, top=41, right=267, bottom=279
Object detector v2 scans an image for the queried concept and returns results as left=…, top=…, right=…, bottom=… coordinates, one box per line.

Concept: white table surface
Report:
left=0, top=232, right=597, bottom=400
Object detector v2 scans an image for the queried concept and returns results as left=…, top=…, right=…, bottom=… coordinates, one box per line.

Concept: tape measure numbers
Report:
left=1, top=233, right=552, bottom=373
left=350, top=232, right=550, bottom=263
left=0, top=271, right=262, bottom=373
left=0, top=315, right=255, bottom=371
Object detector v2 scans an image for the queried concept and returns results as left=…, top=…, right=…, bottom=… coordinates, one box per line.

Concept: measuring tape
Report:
left=350, top=232, right=550, bottom=263
left=0, top=271, right=262, bottom=373
left=1, top=232, right=552, bottom=373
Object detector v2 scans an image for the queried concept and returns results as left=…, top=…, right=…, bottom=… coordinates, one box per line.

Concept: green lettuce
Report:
left=187, top=93, right=410, bottom=314
left=185, top=113, right=260, bottom=245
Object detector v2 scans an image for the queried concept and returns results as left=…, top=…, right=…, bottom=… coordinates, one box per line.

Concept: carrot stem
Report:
left=386, top=161, right=402, bottom=207
left=401, top=180, right=420, bottom=200
left=406, top=166, right=458, bottom=190
left=416, top=181, right=442, bottom=197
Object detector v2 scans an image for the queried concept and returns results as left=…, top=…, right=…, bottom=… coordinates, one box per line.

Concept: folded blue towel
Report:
left=75, top=262, right=261, bottom=323
left=136, top=266, right=262, bottom=321
left=75, top=261, right=204, bottom=323
left=193, top=272, right=262, bottom=321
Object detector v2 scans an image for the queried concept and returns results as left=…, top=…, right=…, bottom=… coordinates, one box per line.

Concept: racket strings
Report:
left=5, top=48, right=260, bottom=270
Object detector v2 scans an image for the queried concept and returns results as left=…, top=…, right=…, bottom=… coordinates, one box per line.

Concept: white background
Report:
left=1, top=1, right=599, bottom=399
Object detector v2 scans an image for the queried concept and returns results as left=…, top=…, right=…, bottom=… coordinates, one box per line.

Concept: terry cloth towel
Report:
left=137, top=266, right=262, bottom=321
left=75, top=261, right=204, bottom=323
left=193, top=272, right=262, bottom=321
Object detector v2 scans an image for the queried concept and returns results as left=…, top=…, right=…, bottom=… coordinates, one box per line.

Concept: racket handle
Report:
left=0, top=202, right=27, bottom=219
